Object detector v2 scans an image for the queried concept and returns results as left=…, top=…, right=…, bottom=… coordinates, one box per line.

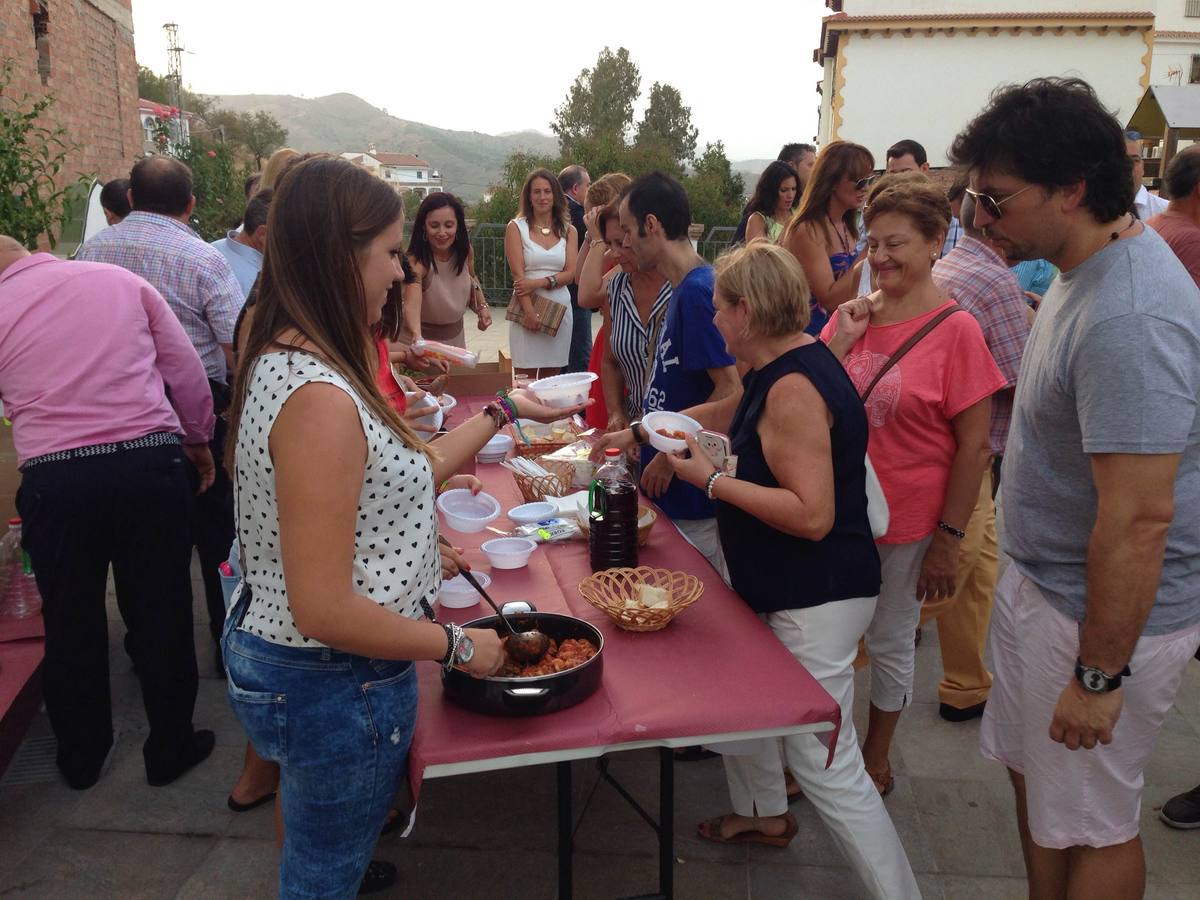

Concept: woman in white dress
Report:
left=504, top=168, right=578, bottom=378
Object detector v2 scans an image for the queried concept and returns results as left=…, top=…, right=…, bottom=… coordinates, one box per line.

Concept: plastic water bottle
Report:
left=588, top=448, right=639, bottom=572
left=0, top=518, right=39, bottom=619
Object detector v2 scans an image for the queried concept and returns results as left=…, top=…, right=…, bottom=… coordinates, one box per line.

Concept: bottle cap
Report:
left=7, top=518, right=19, bottom=526
left=605, top=448, right=621, bottom=457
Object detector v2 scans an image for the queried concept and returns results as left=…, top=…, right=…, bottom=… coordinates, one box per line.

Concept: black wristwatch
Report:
left=630, top=421, right=648, bottom=445
left=1075, top=657, right=1131, bottom=693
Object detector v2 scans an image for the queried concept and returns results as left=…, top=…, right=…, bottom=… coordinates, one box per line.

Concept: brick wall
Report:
left=0, top=1, right=142, bottom=194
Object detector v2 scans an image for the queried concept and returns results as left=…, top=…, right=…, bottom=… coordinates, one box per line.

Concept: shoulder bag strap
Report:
left=860, top=305, right=962, bottom=402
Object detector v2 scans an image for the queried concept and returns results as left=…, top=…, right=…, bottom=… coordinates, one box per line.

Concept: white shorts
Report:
left=980, top=565, right=1200, bottom=849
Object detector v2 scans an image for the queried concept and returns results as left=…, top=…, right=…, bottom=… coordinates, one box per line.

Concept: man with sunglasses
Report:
left=950, top=78, right=1200, bottom=899
left=1127, top=131, right=1168, bottom=222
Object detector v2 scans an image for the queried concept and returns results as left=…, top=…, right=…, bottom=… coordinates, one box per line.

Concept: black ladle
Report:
left=439, top=537, right=550, bottom=664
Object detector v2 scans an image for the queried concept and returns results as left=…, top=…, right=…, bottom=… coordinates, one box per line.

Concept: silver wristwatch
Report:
left=454, top=633, right=475, bottom=667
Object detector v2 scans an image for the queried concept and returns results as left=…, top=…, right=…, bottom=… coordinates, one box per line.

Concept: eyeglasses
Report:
left=964, top=184, right=1036, bottom=220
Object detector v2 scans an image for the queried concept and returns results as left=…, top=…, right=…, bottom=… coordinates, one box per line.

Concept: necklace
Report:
left=540, top=226, right=552, bottom=235
left=1109, top=213, right=1137, bottom=242
left=828, top=213, right=851, bottom=256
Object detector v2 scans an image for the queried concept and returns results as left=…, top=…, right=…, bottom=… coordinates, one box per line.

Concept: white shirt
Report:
left=1135, top=185, right=1169, bottom=222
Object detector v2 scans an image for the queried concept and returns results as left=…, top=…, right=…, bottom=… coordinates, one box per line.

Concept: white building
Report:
left=138, top=98, right=195, bottom=156
left=341, top=146, right=442, bottom=196
left=816, top=1, right=1163, bottom=166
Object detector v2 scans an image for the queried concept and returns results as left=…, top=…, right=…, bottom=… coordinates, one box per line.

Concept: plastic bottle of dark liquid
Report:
left=589, top=447, right=639, bottom=572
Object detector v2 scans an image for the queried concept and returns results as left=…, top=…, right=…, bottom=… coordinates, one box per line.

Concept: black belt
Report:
left=21, top=431, right=182, bottom=471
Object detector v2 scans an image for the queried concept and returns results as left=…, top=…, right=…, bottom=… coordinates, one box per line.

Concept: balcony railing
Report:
left=464, top=222, right=737, bottom=304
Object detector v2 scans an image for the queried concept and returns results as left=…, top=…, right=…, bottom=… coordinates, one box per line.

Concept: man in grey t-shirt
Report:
left=950, top=78, right=1200, bottom=898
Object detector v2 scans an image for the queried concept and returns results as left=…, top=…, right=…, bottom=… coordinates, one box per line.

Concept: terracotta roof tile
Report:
left=826, top=11, right=1153, bottom=24
left=1156, top=30, right=1200, bottom=39
left=372, top=153, right=429, bottom=168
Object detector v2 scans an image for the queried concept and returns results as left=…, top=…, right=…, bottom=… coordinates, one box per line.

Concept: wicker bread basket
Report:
left=508, top=420, right=583, bottom=458
left=577, top=505, right=657, bottom=547
left=511, top=457, right=576, bottom=502
left=578, top=566, right=703, bottom=632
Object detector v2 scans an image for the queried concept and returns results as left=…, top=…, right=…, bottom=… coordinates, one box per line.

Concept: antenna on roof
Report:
left=164, top=23, right=187, bottom=140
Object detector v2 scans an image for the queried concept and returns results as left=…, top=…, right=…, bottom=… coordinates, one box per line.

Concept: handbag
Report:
left=505, top=291, right=565, bottom=338
left=858, top=304, right=964, bottom=539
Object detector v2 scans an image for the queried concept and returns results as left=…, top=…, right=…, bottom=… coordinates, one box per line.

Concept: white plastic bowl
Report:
left=507, top=501, right=557, bottom=526
left=437, top=393, right=457, bottom=414
left=404, top=392, right=444, bottom=433
left=643, top=411, right=702, bottom=454
left=529, top=372, right=598, bottom=409
left=438, top=571, right=490, bottom=609
left=436, top=489, right=501, bottom=533
left=475, top=431, right=514, bottom=464
left=480, top=537, right=537, bottom=570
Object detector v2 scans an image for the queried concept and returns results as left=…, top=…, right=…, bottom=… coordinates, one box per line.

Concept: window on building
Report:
left=30, top=0, right=50, bottom=84
left=1188, top=0, right=1200, bottom=18
left=1191, top=55, right=1200, bottom=83
left=417, top=171, right=424, bottom=180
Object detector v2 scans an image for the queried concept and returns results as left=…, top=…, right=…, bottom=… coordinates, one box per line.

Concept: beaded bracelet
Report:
left=494, top=391, right=528, bottom=444
left=937, top=520, right=966, bottom=540
left=705, top=470, right=726, bottom=500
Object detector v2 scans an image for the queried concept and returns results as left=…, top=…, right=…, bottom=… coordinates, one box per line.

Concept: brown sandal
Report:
left=866, top=765, right=894, bottom=797
left=697, top=812, right=798, bottom=848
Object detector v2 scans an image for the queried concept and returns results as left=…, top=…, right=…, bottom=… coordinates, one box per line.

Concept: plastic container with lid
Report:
left=411, top=339, right=478, bottom=369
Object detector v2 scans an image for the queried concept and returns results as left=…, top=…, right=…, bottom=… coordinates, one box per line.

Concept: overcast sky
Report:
left=131, top=0, right=826, bottom=161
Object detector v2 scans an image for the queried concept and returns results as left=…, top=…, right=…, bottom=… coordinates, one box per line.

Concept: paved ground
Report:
left=1, top=552, right=1199, bottom=899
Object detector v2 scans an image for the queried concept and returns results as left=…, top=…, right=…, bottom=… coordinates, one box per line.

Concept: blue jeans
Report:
left=222, top=598, right=417, bottom=899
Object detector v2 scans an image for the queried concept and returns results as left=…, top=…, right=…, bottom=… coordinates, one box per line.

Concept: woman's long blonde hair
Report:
left=227, top=157, right=429, bottom=469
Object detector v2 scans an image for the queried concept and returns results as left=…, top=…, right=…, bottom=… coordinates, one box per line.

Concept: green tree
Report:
left=137, top=65, right=213, bottom=119
left=635, top=83, right=698, bottom=167
left=551, top=47, right=640, bottom=159
left=683, top=142, right=746, bottom=232
left=233, top=110, right=288, bottom=169
left=0, top=59, right=85, bottom=248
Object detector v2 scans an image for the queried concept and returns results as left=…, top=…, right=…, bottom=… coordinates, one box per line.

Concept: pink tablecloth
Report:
left=407, top=397, right=840, bottom=801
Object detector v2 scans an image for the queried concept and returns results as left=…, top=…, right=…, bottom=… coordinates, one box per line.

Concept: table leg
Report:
left=557, top=760, right=573, bottom=900
left=659, top=747, right=674, bottom=900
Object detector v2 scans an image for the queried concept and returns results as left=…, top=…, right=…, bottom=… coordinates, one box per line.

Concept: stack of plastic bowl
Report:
left=476, top=432, right=514, bottom=464
left=438, top=571, right=490, bottom=609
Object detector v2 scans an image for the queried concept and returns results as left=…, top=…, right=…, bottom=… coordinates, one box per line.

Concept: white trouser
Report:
left=721, top=597, right=921, bottom=900
left=673, top=517, right=730, bottom=586
left=865, top=537, right=931, bottom=711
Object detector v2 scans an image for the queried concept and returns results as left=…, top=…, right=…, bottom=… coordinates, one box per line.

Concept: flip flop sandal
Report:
left=867, top=767, right=895, bottom=798
left=697, top=812, right=798, bottom=848
left=226, top=791, right=276, bottom=813
left=358, top=860, right=397, bottom=896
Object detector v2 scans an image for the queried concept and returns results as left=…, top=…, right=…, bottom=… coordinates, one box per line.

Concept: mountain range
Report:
left=208, top=92, right=770, bottom=201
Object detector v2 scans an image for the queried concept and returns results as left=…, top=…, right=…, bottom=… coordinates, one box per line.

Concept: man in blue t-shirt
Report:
left=613, top=172, right=741, bottom=582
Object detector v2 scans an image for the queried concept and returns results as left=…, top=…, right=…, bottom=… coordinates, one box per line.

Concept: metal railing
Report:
left=466, top=223, right=738, bottom=305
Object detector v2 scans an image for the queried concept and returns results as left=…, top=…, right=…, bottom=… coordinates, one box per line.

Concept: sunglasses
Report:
left=854, top=174, right=877, bottom=192
left=964, top=184, right=1036, bottom=220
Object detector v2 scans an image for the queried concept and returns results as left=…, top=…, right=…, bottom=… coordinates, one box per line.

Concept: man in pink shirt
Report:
left=0, top=239, right=218, bottom=790
left=1147, top=146, right=1200, bottom=290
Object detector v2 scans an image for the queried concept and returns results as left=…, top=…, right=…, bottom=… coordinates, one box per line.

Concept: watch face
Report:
left=1083, top=669, right=1107, bottom=692
left=456, top=635, right=475, bottom=665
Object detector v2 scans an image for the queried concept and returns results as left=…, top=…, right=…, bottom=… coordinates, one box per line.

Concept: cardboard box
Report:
left=443, top=350, right=513, bottom=397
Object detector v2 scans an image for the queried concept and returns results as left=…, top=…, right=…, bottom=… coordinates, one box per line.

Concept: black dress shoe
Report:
left=939, top=701, right=986, bottom=723
left=358, top=860, right=397, bottom=895
left=146, top=730, right=216, bottom=786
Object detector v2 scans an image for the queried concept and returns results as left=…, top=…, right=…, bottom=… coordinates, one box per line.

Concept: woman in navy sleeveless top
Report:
left=663, top=244, right=919, bottom=899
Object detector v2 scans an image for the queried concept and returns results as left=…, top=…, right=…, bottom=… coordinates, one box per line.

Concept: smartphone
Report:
left=698, top=430, right=736, bottom=475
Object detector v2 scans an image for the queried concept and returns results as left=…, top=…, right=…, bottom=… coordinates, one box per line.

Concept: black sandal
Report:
left=358, top=860, right=396, bottom=895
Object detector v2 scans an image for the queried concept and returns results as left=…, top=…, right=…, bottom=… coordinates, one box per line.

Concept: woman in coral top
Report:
left=821, top=176, right=1003, bottom=796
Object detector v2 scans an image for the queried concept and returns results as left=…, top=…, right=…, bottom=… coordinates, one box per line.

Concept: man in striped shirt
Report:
left=77, top=157, right=244, bottom=671
left=927, top=190, right=1030, bottom=723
